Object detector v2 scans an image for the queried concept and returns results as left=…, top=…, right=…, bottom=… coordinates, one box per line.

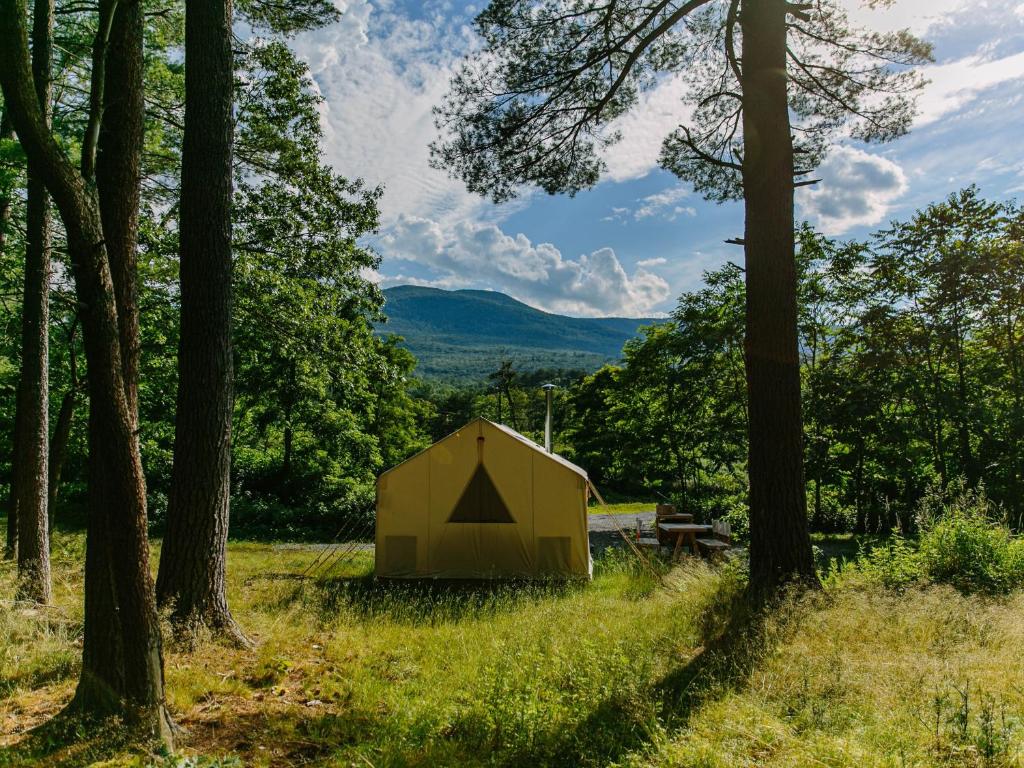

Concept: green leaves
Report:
left=433, top=0, right=930, bottom=203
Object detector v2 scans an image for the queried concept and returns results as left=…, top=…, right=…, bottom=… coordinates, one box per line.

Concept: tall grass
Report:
left=0, top=526, right=1022, bottom=767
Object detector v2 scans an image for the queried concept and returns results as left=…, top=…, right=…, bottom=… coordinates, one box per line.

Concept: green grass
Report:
left=589, top=501, right=658, bottom=515
left=1, top=529, right=1023, bottom=767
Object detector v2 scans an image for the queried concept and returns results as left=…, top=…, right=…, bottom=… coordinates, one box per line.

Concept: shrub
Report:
left=919, top=504, right=1024, bottom=594
left=834, top=535, right=924, bottom=591
left=229, top=482, right=375, bottom=541
left=838, top=483, right=1024, bottom=594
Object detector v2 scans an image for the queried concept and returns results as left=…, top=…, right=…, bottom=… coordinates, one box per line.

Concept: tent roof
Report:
left=379, top=417, right=588, bottom=481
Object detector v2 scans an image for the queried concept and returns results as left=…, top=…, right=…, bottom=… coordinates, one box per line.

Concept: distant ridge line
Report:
left=377, top=285, right=660, bottom=382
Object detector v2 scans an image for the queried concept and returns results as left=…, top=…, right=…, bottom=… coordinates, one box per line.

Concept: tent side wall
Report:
left=532, top=453, right=591, bottom=577
left=375, top=450, right=430, bottom=578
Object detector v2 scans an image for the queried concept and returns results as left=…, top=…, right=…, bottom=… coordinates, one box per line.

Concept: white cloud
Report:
left=604, top=185, right=695, bottom=222
left=379, top=216, right=670, bottom=316
left=915, top=51, right=1024, bottom=125
left=634, top=186, right=691, bottom=219
left=292, top=1, right=493, bottom=226
left=637, top=257, right=667, bottom=267
left=841, top=0, right=968, bottom=35
left=603, top=74, right=691, bottom=182
left=799, top=146, right=908, bottom=234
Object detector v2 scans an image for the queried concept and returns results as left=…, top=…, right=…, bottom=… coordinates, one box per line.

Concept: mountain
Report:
left=377, top=285, right=658, bottom=382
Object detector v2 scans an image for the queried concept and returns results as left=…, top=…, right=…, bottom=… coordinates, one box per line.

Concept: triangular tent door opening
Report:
left=448, top=464, right=515, bottom=523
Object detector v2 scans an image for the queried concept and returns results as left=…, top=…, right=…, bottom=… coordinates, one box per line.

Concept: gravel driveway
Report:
left=587, top=510, right=655, bottom=552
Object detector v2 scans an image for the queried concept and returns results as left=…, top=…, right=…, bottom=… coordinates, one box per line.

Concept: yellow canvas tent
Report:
left=375, top=417, right=592, bottom=579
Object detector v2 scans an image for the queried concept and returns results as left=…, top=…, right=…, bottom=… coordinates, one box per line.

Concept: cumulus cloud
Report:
left=799, top=146, right=908, bottom=234
left=915, top=51, right=1024, bottom=126
left=604, top=185, right=696, bottom=223
left=378, top=216, right=670, bottom=316
left=292, top=1, right=492, bottom=226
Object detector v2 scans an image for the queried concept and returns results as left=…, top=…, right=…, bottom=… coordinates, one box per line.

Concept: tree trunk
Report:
left=0, top=0, right=171, bottom=741
left=1, top=110, right=14, bottom=561
left=739, top=0, right=818, bottom=595
left=5, top=426, right=18, bottom=560
left=14, top=0, right=53, bottom=604
left=812, top=475, right=822, bottom=531
left=156, top=0, right=243, bottom=643
left=853, top=441, right=866, bottom=534
left=0, top=109, right=13, bottom=246
left=95, top=0, right=143, bottom=426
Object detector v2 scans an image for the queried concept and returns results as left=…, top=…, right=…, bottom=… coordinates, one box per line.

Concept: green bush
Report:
left=834, top=535, right=924, bottom=591
left=919, top=506, right=1024, bottom=594
left=839, top=483, right=1024, bottom=594
left=229, top=482, right=375, bottom=541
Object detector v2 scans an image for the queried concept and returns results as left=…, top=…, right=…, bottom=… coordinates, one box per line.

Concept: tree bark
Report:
left=1, top=110, right=14, bottom=561
left=0, top=110, right=13, bottom=247
left=740, top=0, right=818, bottom=595
left=853, top=446, right=866, bottom=535
left=5, top=423, right=18, bottom=560
left=0, top=0, right=171, bottom=741
left=156, top=0, right=244, bottom=643
left=14, top=0, right=53, bottom=604
left=48, top=387, right=77, bottom=524
left=95, top=0, right=143, bottom=426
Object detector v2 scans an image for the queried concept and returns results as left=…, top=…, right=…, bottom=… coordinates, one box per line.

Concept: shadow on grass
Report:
left=0, top=711, right=135, bottom=768
left=305, top=582, right=787, bottom=768
left=171, top=574, right=796, bottom=768
left=305, top=572, right=581, bottom=625
left=0, top=653, right=77, bottom=702
left=511, top=587, right=790, bottom=768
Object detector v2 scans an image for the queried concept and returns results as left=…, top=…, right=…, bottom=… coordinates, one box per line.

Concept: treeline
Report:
left=566, top=188, right=1024, bottom=534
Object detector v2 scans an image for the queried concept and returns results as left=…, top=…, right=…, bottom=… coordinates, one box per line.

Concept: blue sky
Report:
left=291, top=0, right=1024, bottom=317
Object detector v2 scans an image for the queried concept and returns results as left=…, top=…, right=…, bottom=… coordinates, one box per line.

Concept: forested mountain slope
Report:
left=378, top=285, right=657, bottom=380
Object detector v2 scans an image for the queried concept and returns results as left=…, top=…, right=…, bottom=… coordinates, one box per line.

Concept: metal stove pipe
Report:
left=542, top=383, right=556, bottom=452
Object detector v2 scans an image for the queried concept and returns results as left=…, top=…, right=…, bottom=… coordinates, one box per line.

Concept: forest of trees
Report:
left=0, top=0, right=1018, bottom=751
left=568, top=190, right=1024, bottom=536
left=415, top=188, right=1024, bottom=541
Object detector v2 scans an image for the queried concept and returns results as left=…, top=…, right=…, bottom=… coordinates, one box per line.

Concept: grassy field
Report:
left=589, top=501, right=659, bottom=515
left=1, top=530, right=1023, bottom=767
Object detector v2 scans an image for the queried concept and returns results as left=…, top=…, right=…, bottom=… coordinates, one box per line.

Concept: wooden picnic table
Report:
left=658, top=522, right=713, bottom=560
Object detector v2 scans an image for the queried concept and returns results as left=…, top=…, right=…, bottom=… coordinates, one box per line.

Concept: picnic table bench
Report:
left=658, top=522, right=713, bottom=560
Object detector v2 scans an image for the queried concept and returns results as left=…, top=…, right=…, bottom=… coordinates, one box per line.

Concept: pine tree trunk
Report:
left=739, top=0, right=818, bottom=595
left=0, top=0, right=172, bottom=740
left=156, top=0, right=243, bottom=643
left=95, top=0, right=143, bottom=425
left=14, top=0, right=53, bottom=604
left=0, top=110, right=12, bottom=246
left=853, top=441, right=866, bottom=534
left=5, top=420, right=18, bottom=560
left=0, top=111, right=14, bottom=561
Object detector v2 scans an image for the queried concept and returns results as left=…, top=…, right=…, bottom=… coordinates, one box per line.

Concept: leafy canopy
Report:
left=432, top=0, right=931, bottom=202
